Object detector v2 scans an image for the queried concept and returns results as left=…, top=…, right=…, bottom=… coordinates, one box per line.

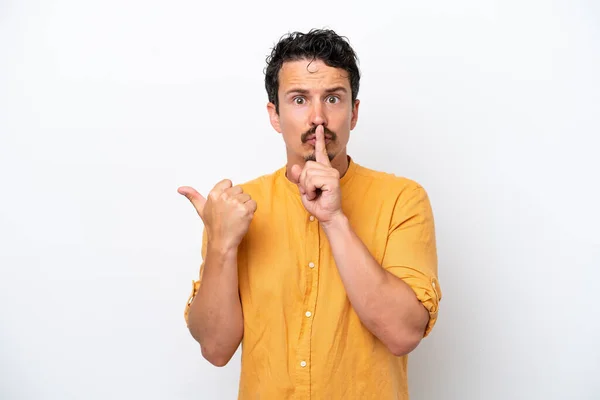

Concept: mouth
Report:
left=305, top=137, right=332, bottom=145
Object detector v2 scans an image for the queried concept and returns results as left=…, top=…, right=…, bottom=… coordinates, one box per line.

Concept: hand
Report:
left=289, top=125, right=343, bottom=223
left=178, top=179, right=257, bottom=251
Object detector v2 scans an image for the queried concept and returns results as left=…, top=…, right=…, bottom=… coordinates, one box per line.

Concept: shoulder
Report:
left=352, top=163, right=435, bottom=227
left=237, top=168, right=281, bottom=198
left=352, top=162, right=426, bottom=198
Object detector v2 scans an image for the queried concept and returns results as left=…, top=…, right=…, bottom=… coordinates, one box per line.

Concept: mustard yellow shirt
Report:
left=185, top=156, right=442, bottom=399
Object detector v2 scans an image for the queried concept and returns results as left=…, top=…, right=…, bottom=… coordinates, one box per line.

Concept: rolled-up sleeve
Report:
left=184, top=227, right=208, bottom=327
left=381, top=184, right=442, bottom=337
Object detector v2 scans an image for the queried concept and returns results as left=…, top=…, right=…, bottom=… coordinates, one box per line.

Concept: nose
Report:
left=309, top=101, right=327, bottom=128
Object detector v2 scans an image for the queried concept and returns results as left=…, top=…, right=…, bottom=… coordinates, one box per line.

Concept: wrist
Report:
left=320, top=211, right=349, bottom=232
left=207, top=241, right=239, bottom=259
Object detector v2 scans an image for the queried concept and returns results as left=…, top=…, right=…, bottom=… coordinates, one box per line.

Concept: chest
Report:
left=237, top=200, right=391, bottom=304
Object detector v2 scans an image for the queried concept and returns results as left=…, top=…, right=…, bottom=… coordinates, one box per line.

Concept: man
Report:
left=178, top=28, right=442, bottom=399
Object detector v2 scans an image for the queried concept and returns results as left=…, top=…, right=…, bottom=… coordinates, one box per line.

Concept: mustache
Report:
left=301, top=126, right=337, bottom=143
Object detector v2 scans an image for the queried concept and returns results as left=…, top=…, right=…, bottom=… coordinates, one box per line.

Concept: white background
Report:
left=1, top=0, right=599, bottom=399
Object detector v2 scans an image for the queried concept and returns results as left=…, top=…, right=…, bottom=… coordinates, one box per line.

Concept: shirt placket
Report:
left=294, top=212, right=321, bottom=399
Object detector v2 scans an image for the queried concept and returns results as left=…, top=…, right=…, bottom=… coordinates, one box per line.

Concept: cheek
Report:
left=289, top=107, right=308, bottom=123
left=280, top=108, right=307, bottom=130
left=330, top=109, right=353, bottom=130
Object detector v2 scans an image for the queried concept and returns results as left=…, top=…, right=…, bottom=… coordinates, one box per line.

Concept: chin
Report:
left=304, top=152, right=336, bottom=162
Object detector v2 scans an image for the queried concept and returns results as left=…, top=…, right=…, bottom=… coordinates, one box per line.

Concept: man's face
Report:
left=267, top=59, right=359, bottom=164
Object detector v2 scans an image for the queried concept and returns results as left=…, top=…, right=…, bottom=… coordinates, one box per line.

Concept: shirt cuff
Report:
left=386, top=266, right=442, bottom=337
left=184, top=279, right=201, bottom=327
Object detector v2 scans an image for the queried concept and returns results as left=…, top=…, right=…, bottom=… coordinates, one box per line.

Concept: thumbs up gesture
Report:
left=178, top=179, right=257, bottom=251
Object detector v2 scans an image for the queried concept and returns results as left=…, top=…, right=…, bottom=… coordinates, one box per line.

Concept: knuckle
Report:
left=227, top=185, right=243, bottom=197
left=214, top=179, right=230, bottom=192
left=208, top=191, right=219, bottom=201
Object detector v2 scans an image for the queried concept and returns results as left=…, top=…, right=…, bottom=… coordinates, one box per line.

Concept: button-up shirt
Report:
left=185, top=156, right=442, bottom=399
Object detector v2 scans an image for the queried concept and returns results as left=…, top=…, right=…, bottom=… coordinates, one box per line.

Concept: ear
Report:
left=350, top=99, right=360, bottom=130
left=267, top=102, right=282, bottom=133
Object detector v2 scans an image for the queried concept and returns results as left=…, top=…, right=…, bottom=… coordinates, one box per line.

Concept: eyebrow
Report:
left=284, top=86, right=348, bottom=96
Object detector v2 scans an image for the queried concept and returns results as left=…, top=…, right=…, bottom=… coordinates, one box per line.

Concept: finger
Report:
left=303, top=160, right=329, bottom=171
left=289, top=164, right=303, bottom=184
left=303, top=172, right=332, bottom=201
left=233, top=193, right=251, bottom=203
left=225, top=185, right=243, bottom=197
left=298, top=165, right=315, bottom=198
left=245, top=199, right=258, bottom=213
left=177, top=186, right=207, bottom=217
left=299, top=163, right=331, bottom=193
left=214, top=179, right=233, bottom=193
left=209, top=179, right=233, bottom=201
left=315, top=125, right=331, bottom=166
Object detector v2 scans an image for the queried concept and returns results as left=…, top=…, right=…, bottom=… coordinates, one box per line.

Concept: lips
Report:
left=305, top=135, right=332, bottom=142
left=306, top=137, right=331, bottom=145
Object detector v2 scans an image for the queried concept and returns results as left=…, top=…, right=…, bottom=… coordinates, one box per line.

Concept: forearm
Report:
left=187, top=244, right=244, bottom=366
left=321, top=214, right=429, bottom=356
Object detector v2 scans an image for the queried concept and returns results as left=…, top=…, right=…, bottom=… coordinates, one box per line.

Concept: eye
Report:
left=293, top=97, right=305, bottom=105
left=326, top=95, right=340, bottom=104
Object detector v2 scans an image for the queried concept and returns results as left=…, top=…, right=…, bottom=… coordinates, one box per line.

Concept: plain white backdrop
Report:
left=1, top=0, right=599, bottom=399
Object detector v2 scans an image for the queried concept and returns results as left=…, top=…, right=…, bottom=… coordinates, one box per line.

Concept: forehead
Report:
left=278, top=59, right=350, bottom=91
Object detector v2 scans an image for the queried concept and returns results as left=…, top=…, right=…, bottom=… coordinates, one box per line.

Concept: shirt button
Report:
left=308, top=262, right=315, bottom=269
left=309, top=215, right=315, bottom=221
left=305, top=311, right=312, bottom=317
left=300, top=361, right=307, bottom=367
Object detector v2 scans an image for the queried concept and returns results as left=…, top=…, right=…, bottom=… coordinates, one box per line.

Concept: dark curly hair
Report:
left=264, top=28, right=360, bottom=114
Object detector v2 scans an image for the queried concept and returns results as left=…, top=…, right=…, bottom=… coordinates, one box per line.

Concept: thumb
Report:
left=289, top=164, right=302, bottom=184
left=177, top=186, right=207, bottom=218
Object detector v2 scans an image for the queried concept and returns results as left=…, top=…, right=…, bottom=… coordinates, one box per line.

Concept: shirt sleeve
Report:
left=184, top=227, right=208, bottom=327
left=381, top=183, right=442, bottom=338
